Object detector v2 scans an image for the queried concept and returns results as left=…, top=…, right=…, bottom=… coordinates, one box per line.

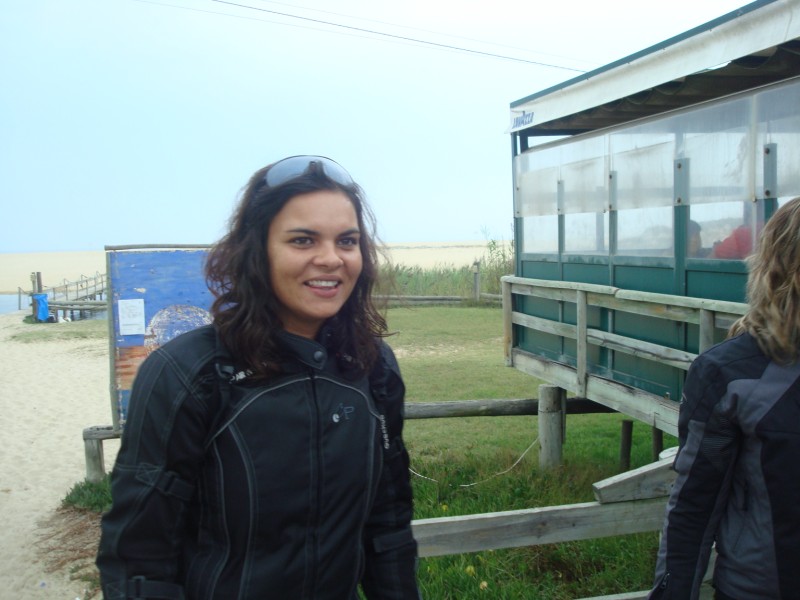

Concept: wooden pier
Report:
left=29, top=271, right=107, bottom=319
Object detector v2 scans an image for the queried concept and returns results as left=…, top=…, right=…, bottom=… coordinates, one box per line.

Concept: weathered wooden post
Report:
left=472, top=260, right=481, bottom=302
left=620, top=420, right=633, bottom=471
left=84, top=432, right=106, bottom=483
left=83, top=425, right=120, bottom=483
left=502, top=277, right=513, bottom=367
left=539, top=385, right=564, bottom=469
left=652, top=426, right=664, bottom=461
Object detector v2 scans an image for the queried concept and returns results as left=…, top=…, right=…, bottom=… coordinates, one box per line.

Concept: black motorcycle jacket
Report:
left=97, top=325, right=420, bottom=599
left=649, top=332, right=800, bottom=599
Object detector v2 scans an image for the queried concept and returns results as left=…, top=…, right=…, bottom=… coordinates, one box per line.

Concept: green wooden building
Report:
left=505, top=0, right=800, bottom=430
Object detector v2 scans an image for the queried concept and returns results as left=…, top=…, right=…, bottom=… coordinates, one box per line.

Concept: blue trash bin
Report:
left=32, top=293, right=49, bottom=322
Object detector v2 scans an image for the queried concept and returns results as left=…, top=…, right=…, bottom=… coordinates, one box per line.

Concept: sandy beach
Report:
left=0, top=242, right=493, bottom=294
left=0, top=311, right=118, bottom=599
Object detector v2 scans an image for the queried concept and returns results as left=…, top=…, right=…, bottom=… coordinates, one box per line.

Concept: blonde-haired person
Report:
left=649, top=197, right=800, bottom=600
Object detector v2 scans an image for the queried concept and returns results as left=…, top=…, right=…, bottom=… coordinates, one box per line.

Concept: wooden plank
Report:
left=586, top=329, right=696, bottom=370
left=510, top=283, right=577, bottom=303
left=412, top=498, right=667, bottom=557
left=511, top=349, right=679, bottom=435
left=576, top=290, right=588, bottom=396
left=83, top=425, right=121, bottom=441
left=612, top=289, right=747, bottom=314
left=49, top=301, right=107, bottom=311
left=503, top=275, right=619, bottom=296
left=699, top=308, right=715, bottom=353
left=588, top=294, right=701, bottom=324
left=504, top=275, right=747, bottom=316
left=406, top=399, right=537, bottom=418
left=574, top=592, right=649, bottom=600
left=584, top=376, right=679, bottom=436
left=512, top=349, right=579, bottom=393
left=502, top=279, right=513, bottom=366
left=593, top=454, right=677, bottom=503
left=512, top=311, right=576, bottom=339
left=404, top=398, right=615, bottom=419
left=511, top=315, right=696, bottom=370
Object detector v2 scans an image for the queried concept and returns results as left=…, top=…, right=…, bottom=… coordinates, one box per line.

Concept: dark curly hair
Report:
left=205, top=159, right=387, bottom=378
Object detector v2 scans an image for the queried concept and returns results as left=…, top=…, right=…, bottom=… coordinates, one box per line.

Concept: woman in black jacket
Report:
left=97, top=156, right=421, bottom=599
left=649, top=197, right=800, bottom=600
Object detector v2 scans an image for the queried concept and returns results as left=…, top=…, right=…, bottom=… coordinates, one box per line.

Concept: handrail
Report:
left=501, top=275, right=748, bottom=434
left=23, top=272, right=107, bottom=301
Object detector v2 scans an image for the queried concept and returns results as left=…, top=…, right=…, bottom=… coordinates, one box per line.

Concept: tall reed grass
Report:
left=378, top=238, right=513, bottom=297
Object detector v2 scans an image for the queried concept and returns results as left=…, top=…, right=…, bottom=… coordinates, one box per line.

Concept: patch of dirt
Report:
left=393, top=344, right=468, bottom=358
left=37, top=507, right=102, bottom=599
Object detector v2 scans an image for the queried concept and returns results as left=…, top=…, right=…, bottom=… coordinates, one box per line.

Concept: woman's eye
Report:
left=338, top=237, right=359, bottom=247
left=290, top=237, right=313, bottom=246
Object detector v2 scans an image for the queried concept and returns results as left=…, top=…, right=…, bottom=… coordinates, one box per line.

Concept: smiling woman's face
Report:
left=266, top=189, right=363, bottom=339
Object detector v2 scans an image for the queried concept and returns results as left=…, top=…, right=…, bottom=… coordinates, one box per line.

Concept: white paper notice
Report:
left=119, top=299, right=146, bottom=335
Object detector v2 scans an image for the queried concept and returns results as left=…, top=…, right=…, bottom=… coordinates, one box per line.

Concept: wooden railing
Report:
left=46, top=272, right=106, bottom=302
left=501, top=276, right=748, bottom=436
left=29, top=272, right=108, bottom=315
left=85, top=396, right=672, bottom=566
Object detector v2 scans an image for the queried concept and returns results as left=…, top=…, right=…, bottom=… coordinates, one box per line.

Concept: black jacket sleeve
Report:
left=96, top=344, right=217, bottom=600
left=648, top=356, right=740, bottom=600
left=360, top=343, right=422, bottom=600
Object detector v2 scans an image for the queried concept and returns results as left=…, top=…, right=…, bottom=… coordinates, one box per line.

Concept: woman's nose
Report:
left=313, top=242, right=344, bottom=268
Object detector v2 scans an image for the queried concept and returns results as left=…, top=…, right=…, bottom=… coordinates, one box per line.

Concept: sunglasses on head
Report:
left=261, top=155, right=354, bottom=190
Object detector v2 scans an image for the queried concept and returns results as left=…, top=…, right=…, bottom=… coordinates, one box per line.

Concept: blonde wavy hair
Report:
left=729, top=197, right=800, bottom=363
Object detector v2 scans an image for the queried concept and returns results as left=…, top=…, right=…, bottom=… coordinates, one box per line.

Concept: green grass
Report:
left=387, top=305, right=534, bottom=403
left=385, top=305, right=673, bottom=599
left=11, top=316, right=107, bottom=343
left=63, top=477, right=112, bottom=513
left=60, top=293, right=675, bottom=598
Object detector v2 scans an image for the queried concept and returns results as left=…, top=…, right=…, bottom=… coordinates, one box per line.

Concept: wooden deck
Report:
left=32, top=272, right=107, bottom=315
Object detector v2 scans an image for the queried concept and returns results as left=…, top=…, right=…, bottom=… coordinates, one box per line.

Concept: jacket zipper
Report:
left=307, top=370, right=322, bottom=599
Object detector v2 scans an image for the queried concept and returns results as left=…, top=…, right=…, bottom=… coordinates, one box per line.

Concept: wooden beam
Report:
left=503, top=279, right=513, bottom=366
left=593, top=450, right=677, bottom=503
left=404, top=398, right=615, bottom=419
left=412, top=497, right=667, bottom=557
left=577, top=290, right=588, bottom=396
left=511, top=349, right=679, bottom=435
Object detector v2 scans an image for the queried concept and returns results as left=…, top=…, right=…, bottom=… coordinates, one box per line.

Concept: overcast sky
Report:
left=1, top=0, right=748, bottom=253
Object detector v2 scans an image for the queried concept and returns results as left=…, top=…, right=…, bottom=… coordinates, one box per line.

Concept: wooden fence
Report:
left=82, top=376, right=674, bottom=600
left=85, top=395, right=671, bottom=561
left=501, top=275, right=748, bottom=437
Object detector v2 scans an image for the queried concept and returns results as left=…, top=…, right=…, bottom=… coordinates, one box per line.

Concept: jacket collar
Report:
left=276, top=329, right=329, bottom=370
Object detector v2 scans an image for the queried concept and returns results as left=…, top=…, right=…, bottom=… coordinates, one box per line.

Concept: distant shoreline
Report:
left=0, top=242, right=495, bottom=293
